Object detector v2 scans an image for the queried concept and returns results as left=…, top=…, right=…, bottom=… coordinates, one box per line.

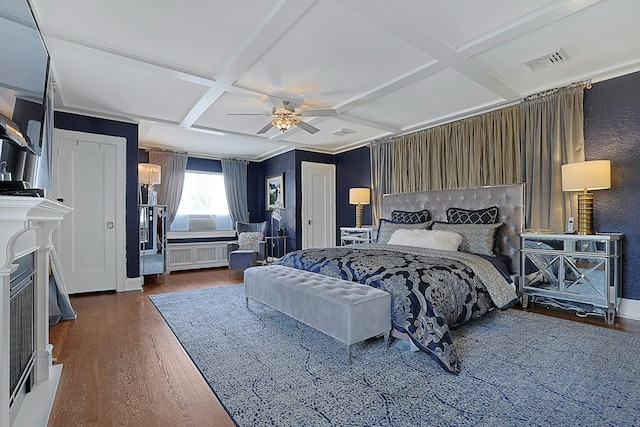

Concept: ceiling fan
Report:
left=228, top=96, right=337, bottom=135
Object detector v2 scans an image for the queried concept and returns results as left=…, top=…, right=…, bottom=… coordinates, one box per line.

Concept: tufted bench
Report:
left=244, top=265, right=391, bottom=363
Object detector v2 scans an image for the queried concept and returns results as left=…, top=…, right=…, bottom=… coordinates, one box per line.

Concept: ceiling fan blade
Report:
left=257, top=122, right=274, bottom=134
left=268, top=94, right=286, bottom=108
left=227, top=113, right=272, bottom=116
left=297, top=108, right=337, bottom=117
left=295, top=119, right=319, bottom=134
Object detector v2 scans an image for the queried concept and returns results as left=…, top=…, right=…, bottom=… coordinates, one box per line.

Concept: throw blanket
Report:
left=275, top=244, right=518, bottom=373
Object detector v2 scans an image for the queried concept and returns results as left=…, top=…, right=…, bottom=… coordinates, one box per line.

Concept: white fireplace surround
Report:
left=0, top=196, right=71, bottom=427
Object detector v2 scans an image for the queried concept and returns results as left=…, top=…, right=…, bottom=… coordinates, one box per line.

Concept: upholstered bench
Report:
left=244, top=265, right=391, bottom=363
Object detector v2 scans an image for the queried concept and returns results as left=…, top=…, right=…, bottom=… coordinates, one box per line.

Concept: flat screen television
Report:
left=0, top=0, right=50, bottom=181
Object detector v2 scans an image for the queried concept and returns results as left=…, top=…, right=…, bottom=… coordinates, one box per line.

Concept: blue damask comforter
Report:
left=275, top=244, right=518, bottom=373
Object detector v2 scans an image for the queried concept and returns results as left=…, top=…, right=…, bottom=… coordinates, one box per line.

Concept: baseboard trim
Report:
left=122, top=276, right=143, bottom=292
left=619, top=297, right=640, bottom=321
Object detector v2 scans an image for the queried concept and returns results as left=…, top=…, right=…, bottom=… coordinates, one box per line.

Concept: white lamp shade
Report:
left=349, top=188, right=370, bottom=205
left=561, top=160, right=611, bottom=192
left=138, top=163, right=161, bottom=185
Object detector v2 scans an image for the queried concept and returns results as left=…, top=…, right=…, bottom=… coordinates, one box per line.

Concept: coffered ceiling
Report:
left=29, top=0, right=640, bottom=161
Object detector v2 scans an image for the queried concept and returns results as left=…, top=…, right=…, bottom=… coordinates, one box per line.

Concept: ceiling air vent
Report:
left=330, top=128, right=356, bottom=136
left=525, top=48, right=569, bottom=71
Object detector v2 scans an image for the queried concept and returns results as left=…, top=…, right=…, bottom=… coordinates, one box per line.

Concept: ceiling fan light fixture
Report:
left=272, top=111, right=297, bottom=132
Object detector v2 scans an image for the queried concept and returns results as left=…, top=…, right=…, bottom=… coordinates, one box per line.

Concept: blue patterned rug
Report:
left=150, top=284, right=639, bottom=427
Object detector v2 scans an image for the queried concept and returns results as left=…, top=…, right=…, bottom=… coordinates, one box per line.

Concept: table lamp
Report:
left=138, top=163, right=161, bottom=205
left=349, top=188, right=370, bottom=228
left=561, top=160, right=611, bottom=235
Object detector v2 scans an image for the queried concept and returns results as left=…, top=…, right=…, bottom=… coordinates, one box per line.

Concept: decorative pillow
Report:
left=446, top=206, right=499, bottom=224
left=376, top=219, right=432, bottom=244
left=238, top=232, right=263, bottom=251
left=431, top=222, right=502, bottom=256
left=391, top=209, right=431, bottom=224
left=387, top=229, right=462, bottom=252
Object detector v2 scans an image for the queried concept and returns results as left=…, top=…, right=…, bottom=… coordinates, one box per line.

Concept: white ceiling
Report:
left=29, top=0, right=640, bottom=161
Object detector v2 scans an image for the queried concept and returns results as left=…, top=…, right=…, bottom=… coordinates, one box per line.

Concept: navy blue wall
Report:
left=335, top=146, right=372, bottom=241
left=248, top=149, right=341, bottom=252
left=55, top=112, right=140, bottom=278
left=584, top=71, right=640, bottom=300
left=250, top=150, right=298, bottom=248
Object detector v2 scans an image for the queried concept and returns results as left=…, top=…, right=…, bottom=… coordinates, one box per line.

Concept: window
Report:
left=169, top=171, right=233, bottom=232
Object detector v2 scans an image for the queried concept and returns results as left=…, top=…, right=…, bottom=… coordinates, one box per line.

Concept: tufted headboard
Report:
left=381, top=183, right=525, bottom=274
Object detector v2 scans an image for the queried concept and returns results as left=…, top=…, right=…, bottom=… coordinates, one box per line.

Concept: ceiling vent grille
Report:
left=330, top=128, right=356, bottom=136
left=525, top=48, right=569, bottom=71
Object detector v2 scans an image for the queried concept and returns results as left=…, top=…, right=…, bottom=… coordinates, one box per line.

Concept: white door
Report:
left=301, top=162, right=336, bottom=249
left=53, top=130, right=125, bottom=294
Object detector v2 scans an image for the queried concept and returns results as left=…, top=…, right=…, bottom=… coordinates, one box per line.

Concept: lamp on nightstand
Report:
left=138, top=163, right=162, bottom=205
left=349, top=187, right=370, bottom=228
left=561, top=160, right=611, bottom=235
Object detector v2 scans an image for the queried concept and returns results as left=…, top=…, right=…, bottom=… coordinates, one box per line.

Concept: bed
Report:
left=275, top=184, right=525, bottom=373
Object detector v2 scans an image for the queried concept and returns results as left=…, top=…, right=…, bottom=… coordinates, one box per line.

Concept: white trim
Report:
left=123, top=276, right=143, bottom=292
left=11, top=363, right=61, bottom=427
left=619, top=298, right=640, bottom=321
left=167, top=230, right=236, bottom=239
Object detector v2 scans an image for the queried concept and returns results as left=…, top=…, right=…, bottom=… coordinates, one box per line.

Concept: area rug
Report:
left=150, top=285, right=639, bottom=427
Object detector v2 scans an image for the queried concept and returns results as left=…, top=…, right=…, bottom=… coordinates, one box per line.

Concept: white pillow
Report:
left=387, top=229, right=462, bottom=252
left=238, top=232, right=264, bottom=250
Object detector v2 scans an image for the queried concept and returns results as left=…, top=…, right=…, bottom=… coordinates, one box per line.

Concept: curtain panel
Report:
left=392, top=104, right=521, bottom=194
left=221, top=158, right=249, bottom=226
left=148, top=150, right=188, bottom=227
left=369, top=137, right=394, bottom=225
left=521, top=86, right=585, bottom=231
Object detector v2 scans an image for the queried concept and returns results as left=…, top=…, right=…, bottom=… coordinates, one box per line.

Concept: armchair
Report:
left=227, top=221, right=268, bottom=262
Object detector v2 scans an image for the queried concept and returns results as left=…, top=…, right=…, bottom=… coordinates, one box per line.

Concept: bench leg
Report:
left=245, top=297, right=249, bottom=308
left=384, top=331, right=391, bottom=348
left=347, top=344, right=352, bottom=365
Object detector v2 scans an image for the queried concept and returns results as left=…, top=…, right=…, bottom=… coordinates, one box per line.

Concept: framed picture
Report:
left=266, top=174, right=284, bottom=210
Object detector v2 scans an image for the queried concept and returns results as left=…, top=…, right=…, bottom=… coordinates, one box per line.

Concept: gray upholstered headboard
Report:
left=381, top=183, right=525, bottom=274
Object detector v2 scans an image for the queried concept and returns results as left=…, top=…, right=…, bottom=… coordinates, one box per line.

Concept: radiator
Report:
left=9, top=255, right=36, bottom=408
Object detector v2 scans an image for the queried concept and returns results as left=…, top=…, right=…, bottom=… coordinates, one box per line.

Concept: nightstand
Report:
left=520, top=232, right=622, bottom=324
left=340, top=227, right=375, bottom=245
left=265, top=235, right=287, bottom=263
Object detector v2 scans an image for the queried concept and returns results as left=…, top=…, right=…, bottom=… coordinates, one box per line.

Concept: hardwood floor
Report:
left=48, top=268, right=242, bottom=427
left=47, top=267, right=640, bottom=426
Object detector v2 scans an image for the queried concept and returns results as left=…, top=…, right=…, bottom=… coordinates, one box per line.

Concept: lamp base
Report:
left=577, top=191, right=594, bottom=235
left=148, top=185, right=157, bottom=205
left=355, top=204, right=363, bottom=228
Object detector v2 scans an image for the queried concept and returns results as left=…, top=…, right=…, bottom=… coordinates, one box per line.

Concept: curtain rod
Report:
left=524, top=79, right=592, bottom=101
left=146, top=147, right=188, bottom=155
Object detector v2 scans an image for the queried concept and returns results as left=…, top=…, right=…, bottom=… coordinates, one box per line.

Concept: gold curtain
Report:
left=392, top=104, right=521, bottom=194
left=521, top=86, right=585, bottom=231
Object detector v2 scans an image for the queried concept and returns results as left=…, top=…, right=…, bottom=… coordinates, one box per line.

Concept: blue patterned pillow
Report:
left=376, top=219, right=432, bottom=244
left=446, top=206, right=499, bottom=224
left=391, top=209, right=431, bottom=224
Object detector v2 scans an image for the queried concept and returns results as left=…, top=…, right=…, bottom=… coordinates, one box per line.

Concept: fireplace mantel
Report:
left=0, top=196, right=71, bottom=427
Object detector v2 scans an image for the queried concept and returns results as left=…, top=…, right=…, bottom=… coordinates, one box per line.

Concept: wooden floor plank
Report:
left=48, top=267, right=241, bottom=427
left=47, top=267, right=639, bottom=426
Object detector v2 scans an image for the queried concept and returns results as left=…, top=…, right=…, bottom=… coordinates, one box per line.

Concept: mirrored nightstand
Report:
left=520, top=232, right=622, bottom=324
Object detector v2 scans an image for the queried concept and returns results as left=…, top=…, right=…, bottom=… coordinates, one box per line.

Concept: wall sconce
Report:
left=349, top=187, right=370, bottom=228
left=561, top=160, right=611, bottom=235
left=138, top=163, right=162, bottom=205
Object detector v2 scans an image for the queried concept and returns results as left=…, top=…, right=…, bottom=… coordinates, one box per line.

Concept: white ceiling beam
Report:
left=180, top=0, right=317, bottom=127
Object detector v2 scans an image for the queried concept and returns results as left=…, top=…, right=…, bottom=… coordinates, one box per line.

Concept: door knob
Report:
left=107, top=222, right=114, bottom=229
